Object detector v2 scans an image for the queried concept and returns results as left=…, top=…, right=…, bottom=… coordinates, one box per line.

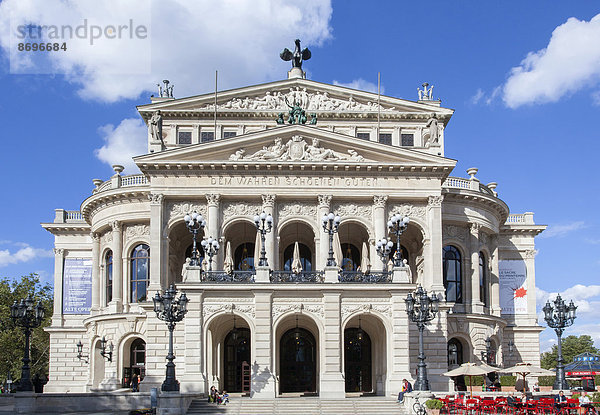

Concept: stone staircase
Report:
left=186, top=397, right=407, bottom=415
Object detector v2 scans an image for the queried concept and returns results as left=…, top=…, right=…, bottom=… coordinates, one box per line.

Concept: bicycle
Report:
left=413, top=396, right=426, bottom=415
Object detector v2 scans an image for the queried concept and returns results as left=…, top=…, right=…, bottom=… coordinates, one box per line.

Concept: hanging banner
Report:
left=62, top=258, right=92, bottom=314
left=499, top=260, right=528, bottom=315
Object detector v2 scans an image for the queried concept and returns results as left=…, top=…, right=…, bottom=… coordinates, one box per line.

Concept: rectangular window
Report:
left=379, top=133, right=392, bottom=145
left=401, top=133, right=414, bottom=146
left=177, top=131, right=192, bottom=145
left=356, top=132, right=370, bottom=140
left=223, top=131, right=237, bottom=139
left=201, top=131, right=215, bottom=143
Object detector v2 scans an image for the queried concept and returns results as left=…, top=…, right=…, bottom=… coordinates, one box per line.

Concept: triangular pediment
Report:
left=137, top=78, right=454, bottom=122
left=134, top=125, right=456, bottom=175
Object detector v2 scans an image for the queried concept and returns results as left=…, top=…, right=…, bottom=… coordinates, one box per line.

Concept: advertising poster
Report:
left=499, top=260, right=528, bottom=315
left=62, top=258, right=92, bottom=314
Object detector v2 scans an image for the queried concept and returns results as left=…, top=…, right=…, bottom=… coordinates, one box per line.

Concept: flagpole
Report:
left=214, top=70, right=218, bottom=138
left=377, top=72, right=381, bottom=139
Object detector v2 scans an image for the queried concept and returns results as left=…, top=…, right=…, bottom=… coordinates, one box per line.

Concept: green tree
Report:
left=541, top=335, right=599, bottom=369
left=0, top=273, right=53, bottom=385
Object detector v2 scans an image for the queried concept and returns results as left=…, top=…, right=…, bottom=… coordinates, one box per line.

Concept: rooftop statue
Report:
left=280, top=39, right=311, bottom=69
left=418, top=82, right=434, bottom=101
left=157, top=79, right=174, bottom=98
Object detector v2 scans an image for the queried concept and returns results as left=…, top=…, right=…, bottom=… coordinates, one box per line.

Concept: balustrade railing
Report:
left=443, top=177, right=470, bottom=189
left=121, top=174, right=148, bottom=187
left=202, top=270, right=255, bottom=283
left=338, top=271, right=391, bottom=283
left=271, top=270, right=324, bottom=283
left=65, top=210, right=84, bottom=222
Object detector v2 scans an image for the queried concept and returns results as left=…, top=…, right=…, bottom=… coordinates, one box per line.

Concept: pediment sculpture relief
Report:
left=229, top=136, right=365, bottom=162
left=201, top=87, right=396, bottom=112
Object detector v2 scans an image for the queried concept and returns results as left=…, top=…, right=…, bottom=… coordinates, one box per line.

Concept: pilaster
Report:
left=470, top=223, right=483, bottom=313
left=90, top=232, right=101, bottom=314
left=320, top=292, right=345, bottom=398
left=52, top=248, right=65, bottom=326
left=317, top=195, right=332, bottom=270
left=262, top=194, right=276, bottom=269
left=109, top=220, right=123, bottom=313
left=490, top=236, right=501, bottom=315
left=373, top=195, right=388, bottom=271
left=426, top=195, right=444, bottom=292
left=251, top=291, right=275, bottom=398
left=148, top=193, right=165, bottom=292
left=206, top=194, right=221, bottom=270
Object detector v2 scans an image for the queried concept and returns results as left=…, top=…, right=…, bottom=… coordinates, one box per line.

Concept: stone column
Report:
left=321, top=292, right=345, bottom=398
left=52, top=248, right=65, bottom=326
left=206, top=194, right=221, bottom=270
left=426, top=195, right=444, bottom=292
left=524, top=249, right=538, bottom=322
left=373, top=195, right=388, bottom=271
left=317, top=195, right=332, bottom=270
left=91, top=232, right=101, bottom=314
left=470, top=223, right=482, bottom=313
left=262, top=194, right=276, bottom=269
left=109, top=220, right=123, bottom=312
left=251, top=291, right=275, bottom=398
left=148, top=193, right=165, bottom=292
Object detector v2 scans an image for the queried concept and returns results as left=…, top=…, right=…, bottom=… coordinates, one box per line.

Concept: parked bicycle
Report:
left=413, top=396, right=426, bottom=415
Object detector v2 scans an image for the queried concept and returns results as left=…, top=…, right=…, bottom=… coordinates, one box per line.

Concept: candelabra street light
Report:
left=376, top=238, right=394, bottom=269
left=254, top=211, right=273, bottom=267
left=99, top=336, right=114, bottom=362
left=481, top=337, right=496, bottom=366
left=10, top=295, right=45, bottom=392
left=201, top=237, right=219, bottom=271
left=184, top=212, right=206, bottom=266
left=388, top=214, right=410, bottom=267
left=322, top=212, right=341, bottom=267
left=543, top=294, right=577, bottom=390
left=405, top=286, right=439, bottom=391
left=153, top=284, right=189, bottom=392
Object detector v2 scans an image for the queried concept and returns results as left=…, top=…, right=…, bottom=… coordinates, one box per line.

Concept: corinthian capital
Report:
left=148, top=193, right=164, bottom=205
left=261, top=194, right=276, bottom=207
left=206, top=193, right=221, bottom=207
left=373, top=195, right=388, bottom=208
left=318, top=194, right=332, bottom=208
left=53, top=248, right=65, bottom=256
left=470, top=222, right=482, bottom=236
left=427, top=195, right=443, bottom=208
left=110, top=220, right=122, bottom=232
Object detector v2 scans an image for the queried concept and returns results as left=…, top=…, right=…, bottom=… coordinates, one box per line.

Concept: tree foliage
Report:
left=541, top=335, right=599, bottom=369
left=0, top=273, right=53, bottom=383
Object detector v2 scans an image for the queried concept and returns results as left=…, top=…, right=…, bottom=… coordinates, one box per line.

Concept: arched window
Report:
left=283, top=243, right=312, bottom=271
left=105, top=250, right=113, bottom=304
left=479, top=252, right=488, bottom=307
left=447, top=338, right=463, bottom=368
left=443, top=245, right=462, bottom=303
left=234, top=242, right=255, bottom=271
left=341, top=243, right=360, bottom=271
left=131, top=244, right=150, bottom=302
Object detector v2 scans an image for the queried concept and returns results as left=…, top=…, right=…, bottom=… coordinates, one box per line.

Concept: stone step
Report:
left=186, top=397, right=407, bottom=415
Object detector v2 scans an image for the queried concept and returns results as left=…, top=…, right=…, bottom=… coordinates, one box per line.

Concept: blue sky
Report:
left=0, top=1, right=599, bottom=353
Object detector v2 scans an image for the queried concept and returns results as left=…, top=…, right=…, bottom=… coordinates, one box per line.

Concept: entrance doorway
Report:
left=279, top=327, right=317, bottom=393
left=344, top=327, right=372, bottom=392
left=223, top=327, right=250, bottom=393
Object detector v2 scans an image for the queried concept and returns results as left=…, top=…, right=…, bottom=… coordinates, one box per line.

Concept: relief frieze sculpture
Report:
left=229, top=135, right=365, bottom=162
left=168, top=202, right=207, bottom=222
left=222, top=202, right=262, bottom=223
left=201, top=87, right=397, bottom=112
left=333, top=203, right=372, bottom=219
left=278, top=202, right=317, bottom=219
left=388, top=204, right=426, bottom=218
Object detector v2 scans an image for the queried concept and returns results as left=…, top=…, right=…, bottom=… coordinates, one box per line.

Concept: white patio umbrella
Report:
left=333, top=232, right=343, bottom=269
left=224, top=241, right=234, bottom=274
left=254, top=231, right=261, bottom=269
left=291, top=241, right=303, bottom=274
left=500, top=363, right=555, bottom=391
left=360, top=241, right=371, bottom=273
left=443, top=362, right=498, bottom=397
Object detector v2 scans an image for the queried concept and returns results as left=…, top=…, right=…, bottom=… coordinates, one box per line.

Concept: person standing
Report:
left=131, top=373, right=139, bottom=392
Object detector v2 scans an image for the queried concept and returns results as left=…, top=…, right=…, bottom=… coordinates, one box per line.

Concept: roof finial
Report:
left=280, top=39, right=311, bottom=79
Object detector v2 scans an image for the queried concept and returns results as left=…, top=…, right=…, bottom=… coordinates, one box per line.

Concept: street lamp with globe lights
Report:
left=200, top=237, right=219, bottom=271
left=254, top=212, right=273, bottom=267
left=153, top=284, right=189, bottom=392
left=376, top=238, right=394, bottom=269
left=405, top=286, right=439, bottom=391
left=543, top=294, right=577, bottom=390
left=10, top=295, right=45, bottom=392
left=184, top=212, right=206, bottom=266
left=322, top=212, right=341, bottom=267
left=387, top=214, right=410, bottom=267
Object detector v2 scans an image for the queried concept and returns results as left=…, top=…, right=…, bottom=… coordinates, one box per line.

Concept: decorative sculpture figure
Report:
left=425, top=113, right=439, bottom=145
left=280, top=39, right=311, bottom=69
left=150, top=110, right=165, bottom=149
left=418, top=82, right=434, bottom=100
left=158, top=79, right=174, bottom=98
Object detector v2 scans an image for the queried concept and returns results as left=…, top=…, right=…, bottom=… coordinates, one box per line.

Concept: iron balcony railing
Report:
left=201, top=270, right=255, bottom=283
left=338, top=271, right=392, bottom=283
left=270, top=270, right=325, bottom=283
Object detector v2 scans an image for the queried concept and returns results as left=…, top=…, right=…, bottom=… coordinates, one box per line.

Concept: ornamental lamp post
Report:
left=321, top=212, right=341, bottom=267
left=200, top=237, right=219, bottom=271
left=387, top=214, right=409, bottom=267
left=375, top=238, right=394, bottom=268
left=254, top=211, right=273, bottom=267
left=153, top=284, right=189, bottom=392
left=10, top=295, right=45, bottom=392
left=405, top=286, right=439, bottom=391
left=543, top=294, right=577, bottom=390
left=99, top=336, right=114, bottom=362
left=184, top=212, right=206, bottom=266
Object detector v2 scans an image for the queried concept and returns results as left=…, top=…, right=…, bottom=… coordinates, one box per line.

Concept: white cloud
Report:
left=502, top=14, right=600, bottom=108
left=0, top=0, right=333, bottom=102
left=94, top=118, right=147, bottom=173
left=333, top=79, right=382, bottom=94
left=0, top=244, right=53, bottom=267
left=470, top=88, right=484, bottom=104
left=538, top=221, right=585, bottom=238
